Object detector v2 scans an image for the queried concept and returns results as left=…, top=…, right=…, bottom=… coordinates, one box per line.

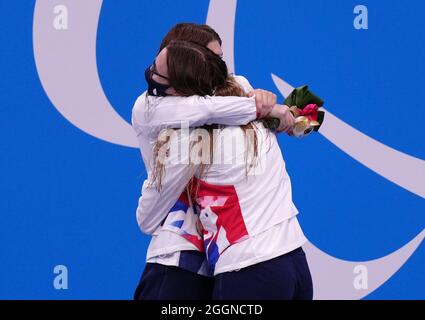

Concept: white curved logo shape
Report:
left=33, top=0, right=424, bottom=299
left=33, top=0, right=138, bottom=148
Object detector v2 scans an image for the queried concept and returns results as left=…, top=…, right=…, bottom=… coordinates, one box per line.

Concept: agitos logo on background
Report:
left=32, top=0, right=424, bottom=299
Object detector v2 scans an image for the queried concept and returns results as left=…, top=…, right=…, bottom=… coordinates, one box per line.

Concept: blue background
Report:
left=0, top=0, right=424, bottom=299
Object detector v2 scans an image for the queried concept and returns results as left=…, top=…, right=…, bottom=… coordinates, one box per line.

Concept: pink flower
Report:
left=299, top=104, right=319, bottom=122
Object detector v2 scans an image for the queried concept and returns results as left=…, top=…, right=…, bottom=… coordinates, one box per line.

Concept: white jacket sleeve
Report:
left=137, top=94, right=257, bottom=138
left=131, top=76, right=257, bottom=139
left=135, top=132, right=198, bottom=235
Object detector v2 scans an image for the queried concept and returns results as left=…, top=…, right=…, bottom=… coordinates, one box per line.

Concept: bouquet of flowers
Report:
left=263, top=85, right=325, bottom=137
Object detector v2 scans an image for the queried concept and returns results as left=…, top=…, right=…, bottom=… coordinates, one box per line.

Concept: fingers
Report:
left=284, top=114, right=295, bottom=132
left=266, top=92, right=277, bottom=108
left=286, top=112, right=295, bottom=128
left=254, top=89, right=277, bottom=118
left=278, top=121, right=292, bottom=133
left=263, top=91, right=276, bottom=116
left=254, top=90, right=265, bottom=118
left=276, top=106, right=295, bottom=133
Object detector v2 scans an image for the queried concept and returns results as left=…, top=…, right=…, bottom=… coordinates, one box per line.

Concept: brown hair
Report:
left=159, top=23, right=222, bottom=53
left=165, top=40, right=228, bottom=97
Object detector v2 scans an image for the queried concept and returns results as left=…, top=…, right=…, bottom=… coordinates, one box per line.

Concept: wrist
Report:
left=268, top=104, right=286, bottom=118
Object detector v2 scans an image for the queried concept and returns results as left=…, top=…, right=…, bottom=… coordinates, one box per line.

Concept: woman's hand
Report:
left=268, top=104, right=296, bottom=133
left=248, top=89, right=277, bottom=118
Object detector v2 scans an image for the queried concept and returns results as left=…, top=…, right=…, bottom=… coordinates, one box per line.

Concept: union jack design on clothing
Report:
left=193, top=179, right=249, bottom=271
left=161, top=192, right=204, bottom=252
